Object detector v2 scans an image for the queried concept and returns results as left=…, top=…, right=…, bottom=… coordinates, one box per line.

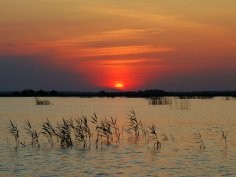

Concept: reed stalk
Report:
left=8, top=120, right=20, bottom=148
left=23, top=120, right=40, bottom=147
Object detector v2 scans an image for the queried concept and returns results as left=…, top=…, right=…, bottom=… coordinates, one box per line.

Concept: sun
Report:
left=114, top=82, right=124, bottom=89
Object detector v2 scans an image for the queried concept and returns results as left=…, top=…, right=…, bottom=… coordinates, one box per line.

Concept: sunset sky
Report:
left=0, top=0, right=236, bottom=91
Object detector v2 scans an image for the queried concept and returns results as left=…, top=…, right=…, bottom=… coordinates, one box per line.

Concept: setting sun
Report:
left=114, top=82, right=124, bottom=89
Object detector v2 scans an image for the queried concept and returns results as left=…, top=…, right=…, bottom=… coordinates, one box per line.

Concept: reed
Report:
left=171, top=98, right=191, bottom=110
left=91, top=113, right=113, bottom=148
left=53, top=119, right=73, bottom=148
left=148, top=97, right=172, bottom=105
left=194, top=129, right=206, bottom=150
left=221, top=128, right=228, bottom=151
left=41, top=118, right=54, bottom=147
left=71, top=116, right=91, bottom=149
left=8, top=120, right=20, bottom=148
left=7, top=111, right=216, bottom=153
left=91, top=113, right=122, bottom=148
left=126, top=109, right=148, bottom=143
left=110, top=117, right=121, bottom=145
left=35, top=98, right=51, bottom=105
left=23, top=120, right=40, bottom=147
left=148, top=124, right=161, bottom=150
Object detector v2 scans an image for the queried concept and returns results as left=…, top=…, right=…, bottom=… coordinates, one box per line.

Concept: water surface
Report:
left=0, top=97, right=236, bottom=176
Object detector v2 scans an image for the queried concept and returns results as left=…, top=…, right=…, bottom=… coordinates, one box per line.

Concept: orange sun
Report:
left=114, top=82, right=124, bottom=89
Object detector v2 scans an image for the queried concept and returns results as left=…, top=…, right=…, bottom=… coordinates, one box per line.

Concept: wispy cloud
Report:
left=100, top=58, right=163, bottom=66
left=77, top=45, right=174, bottom=57
left=34, top=28, right=162, bottom=47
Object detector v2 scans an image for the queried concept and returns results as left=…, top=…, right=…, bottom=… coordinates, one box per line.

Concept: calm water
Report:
left=0, top=97, right=236, bottom=176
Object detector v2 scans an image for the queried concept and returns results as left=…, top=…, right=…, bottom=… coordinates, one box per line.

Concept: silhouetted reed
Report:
left=110, top=117, right=121, bottom=145
left=23, top=120, right=40, bottom=147
left=35, top=98, right=51, bottom=105
left=71, top=116, right=91, bottom=149
left=194, top=129, right=206, bottom=150
left=148, top=124, right=161, bottom=150
left=8, top=110, right=226, bottom=154
left=221, top=128, right=228, bottom=151
left=91, top=113, right=121, bottom=148
left=171, top=98, right=191, bottom=110
left=126, top=109, right=148, bottom=143
left=41, top=118, right=54, bottom=147
left=91, top=113, right=113, bottom=148
left=148, top=97, right=172, bottom=105
left=53, top=119, right=73, bottom=148
left=8, top=120, right=20, bottom=148
left=148, top=97, right=191, bottom=110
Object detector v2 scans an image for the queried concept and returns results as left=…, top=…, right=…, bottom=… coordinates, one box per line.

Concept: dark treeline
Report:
left=0, top=89, right=236, bottom=98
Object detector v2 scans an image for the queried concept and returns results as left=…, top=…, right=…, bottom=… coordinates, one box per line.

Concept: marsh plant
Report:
left=23, top=120, right=40, bottom=147
left=110, top=117, right=121, bottom=145
left=126, top=109, right=148, bottom=144
left=41, top=118, right=54, bottom=147
left=35, top=98, right=51, bottom=105
left=148, top=97, right=191, bottom=110
left=170, top=98, right=191, bottom=110
left=8, top=110, right=225, bottom=153
left=54, top=119, right=73, bottom=148
left=148, top=97, right=172, bottom=105
left=148, top=124, right=161, bottom=150
left=91, top=113, right=120, bottom=148
left=194, top=129, right=206, bottom=150
left=221, top=128, right=228, bottom=151
left=8, top=120, right=20, bottom=148
left=71, top=116, right=91, bottom=149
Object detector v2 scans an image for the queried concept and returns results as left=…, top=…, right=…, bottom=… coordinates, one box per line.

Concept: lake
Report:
left=0, top=97, right=236, bottom=176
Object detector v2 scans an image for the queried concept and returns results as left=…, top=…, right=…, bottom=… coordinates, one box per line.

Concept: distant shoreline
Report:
left=0, top=89, right=235, bottom=98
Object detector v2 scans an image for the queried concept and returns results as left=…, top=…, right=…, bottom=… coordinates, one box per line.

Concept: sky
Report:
left=0, top=0, right=236, bottom=91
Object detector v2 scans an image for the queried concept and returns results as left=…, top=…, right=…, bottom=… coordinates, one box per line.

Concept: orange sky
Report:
left=0, top=0, right=236, bottom=91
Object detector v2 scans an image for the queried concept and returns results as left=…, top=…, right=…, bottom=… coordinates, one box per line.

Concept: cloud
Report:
left=99, top=58, right=163, bottom=66
left=77, top=45, right=174, bottom=57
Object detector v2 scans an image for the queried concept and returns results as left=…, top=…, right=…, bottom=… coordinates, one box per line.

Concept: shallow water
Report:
left=0, top=97, right=236, bottom=176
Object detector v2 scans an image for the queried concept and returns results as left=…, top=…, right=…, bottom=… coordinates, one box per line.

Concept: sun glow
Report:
left=114, top=82, right=124, bottom=89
